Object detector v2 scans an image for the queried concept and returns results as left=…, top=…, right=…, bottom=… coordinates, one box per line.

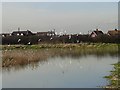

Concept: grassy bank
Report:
left=104, top=62, right=120, bottom=89
left=1, top=43, right=119, bottom=68
left=0, top=43, right=119, bottom=50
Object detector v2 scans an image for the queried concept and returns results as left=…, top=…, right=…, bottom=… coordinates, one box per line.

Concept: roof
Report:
left=107, top=30, right=120, bottom=36
left=93, top=31, right=103, bottom=35
left=90, top=30, right=103, bottom=36
left=37, top=31, right=56, bottom=36
left=12, top=30, right=33, bottom=35
left=12, top=30, right=31, bottom=33
left=0, top=33, right=11, bottom=36
left=1, top=33, right=11, bottom=35
left=37, top=32, right=48, bottom=34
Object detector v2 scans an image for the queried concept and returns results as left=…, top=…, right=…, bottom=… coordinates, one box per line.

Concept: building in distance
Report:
left=107, top=29, right=120, bottom=36
left=90, top=29, right=104, bottom=38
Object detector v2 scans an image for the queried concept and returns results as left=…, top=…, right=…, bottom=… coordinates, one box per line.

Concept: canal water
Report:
left=2, top=49, right=118, bottom=88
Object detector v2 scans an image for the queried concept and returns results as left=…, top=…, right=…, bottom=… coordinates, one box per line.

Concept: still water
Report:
left=2, top=49, right=118, bottom=88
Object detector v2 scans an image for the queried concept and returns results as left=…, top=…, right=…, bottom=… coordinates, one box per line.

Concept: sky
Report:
left=1, top=0, right=120, bottom=2
left=2, top=2, right=118, bottom=34
left=0, top=1, right=119, bottom=89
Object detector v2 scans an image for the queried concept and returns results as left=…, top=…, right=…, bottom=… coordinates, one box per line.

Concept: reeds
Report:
left=1, top=43, right=119, bottom=50
left=2, top=43, right=118, bottom=68
left=2, top=49, right=50, bottom=67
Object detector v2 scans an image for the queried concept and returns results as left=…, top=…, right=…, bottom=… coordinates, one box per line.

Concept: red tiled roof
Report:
left=107, top=30, right=120, bottom=36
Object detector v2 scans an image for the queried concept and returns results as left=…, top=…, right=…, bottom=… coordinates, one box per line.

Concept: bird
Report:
left=50, top=37, right=53, bottom=40
left=28, top=42, right=31, bottom=45
left=38, top=39, right=41, bottom=42
left=18, top=39, right=21, bottom=42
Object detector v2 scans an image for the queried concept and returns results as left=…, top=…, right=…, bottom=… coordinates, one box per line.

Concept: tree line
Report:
left=1, top=34, right=120, bottom=45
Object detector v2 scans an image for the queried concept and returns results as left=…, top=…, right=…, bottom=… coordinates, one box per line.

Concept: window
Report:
left=2, top=35, right=5, bottom=37
left=21, top=33, right=23, bottom=36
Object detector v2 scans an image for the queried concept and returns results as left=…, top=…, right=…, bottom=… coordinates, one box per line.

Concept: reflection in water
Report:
left=0, top=51, right=2, bottom=89
left=2, top=55, right=118, bottom=88
left=2, top=48, right=118, bottom=71
left=2, top=45, right=119, bottom=88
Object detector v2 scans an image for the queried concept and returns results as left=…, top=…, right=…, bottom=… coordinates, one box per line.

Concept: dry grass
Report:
left=2, top=49, right=52, bottom=67
left=2, top=43, right=118, bottom=68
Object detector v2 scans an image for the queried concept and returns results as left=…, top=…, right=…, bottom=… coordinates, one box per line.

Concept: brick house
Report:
left=107, top=29, right=120, bottom=36
left=12, top=30, right=33, bottom=36
left=90, top=29, right=104, bottom=38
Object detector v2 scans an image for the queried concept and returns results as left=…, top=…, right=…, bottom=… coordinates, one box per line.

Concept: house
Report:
left=90, top=29, right=104, bottom=38
left=0, top=33, right=11, bottom=37
left=107, top=29, right=120, bottom=36
left=12, top=30, right=33, bottom=36
left=37, top=30, right=56, bottom=36
left=37, top=32, right=48, bottom=36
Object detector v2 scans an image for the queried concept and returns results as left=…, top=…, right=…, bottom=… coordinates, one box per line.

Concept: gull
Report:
left=18, top=39, right=21, bottom=42
left=38, top=39, right=41, bottom=42
left=50, top=37, right=53, bottom=40
left=69, top=35, right=71, bottom=39
left=77, top=40, right=79, bottom=43
left=28, top=42, right=31, bottom=45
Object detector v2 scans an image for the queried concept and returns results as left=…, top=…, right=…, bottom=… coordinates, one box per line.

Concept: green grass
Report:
left=0, top=43, right=119, bottom=50
left=105, top=62, right=120, bottom=89
left=1, top=43, right=119, bottom=69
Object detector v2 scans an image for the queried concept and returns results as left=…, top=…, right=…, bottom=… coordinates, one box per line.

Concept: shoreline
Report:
left=1, top=43, right=119, bottom=89
left=1, top=43, right=119, bottom=50
left=104, top=62, right=120, bottom=89
left=2, top=43, right=118, bottom=68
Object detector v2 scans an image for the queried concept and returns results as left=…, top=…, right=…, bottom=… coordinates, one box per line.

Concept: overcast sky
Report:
left=2, top=2, right=118, bottom=34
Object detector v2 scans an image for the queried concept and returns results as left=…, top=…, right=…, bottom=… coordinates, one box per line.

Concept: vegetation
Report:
left=1, top=43, right=119, bottom=89
left=1, top=43, right=119, bottom=68
left=104, top=62, right=120, bottom=89
left=0, top=43, right=119, bottom=50
left=1, top=34, right=120, bottom=45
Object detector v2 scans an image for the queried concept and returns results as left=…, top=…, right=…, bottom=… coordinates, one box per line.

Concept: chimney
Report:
left=18, top=27, right=20, bottom=31
left=96, top=28, right=99, bottom=31
left=115, top=29, right=117, bottom=31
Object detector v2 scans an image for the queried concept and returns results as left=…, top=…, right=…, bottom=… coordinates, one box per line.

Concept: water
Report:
left=2, top=49, right=118, bottom=88
left=0, top=51, right=2, bottom=89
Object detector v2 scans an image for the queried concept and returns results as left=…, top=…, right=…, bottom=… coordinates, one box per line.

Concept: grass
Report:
left=1, top=43, right=119, bottom=68
left=2, top=49, right=52, bottom=68
left=1, top=43, right=119, bottom=89
left=0, top=43, right=119, bottom=50
left=104, top=62, right=120, bottom=89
